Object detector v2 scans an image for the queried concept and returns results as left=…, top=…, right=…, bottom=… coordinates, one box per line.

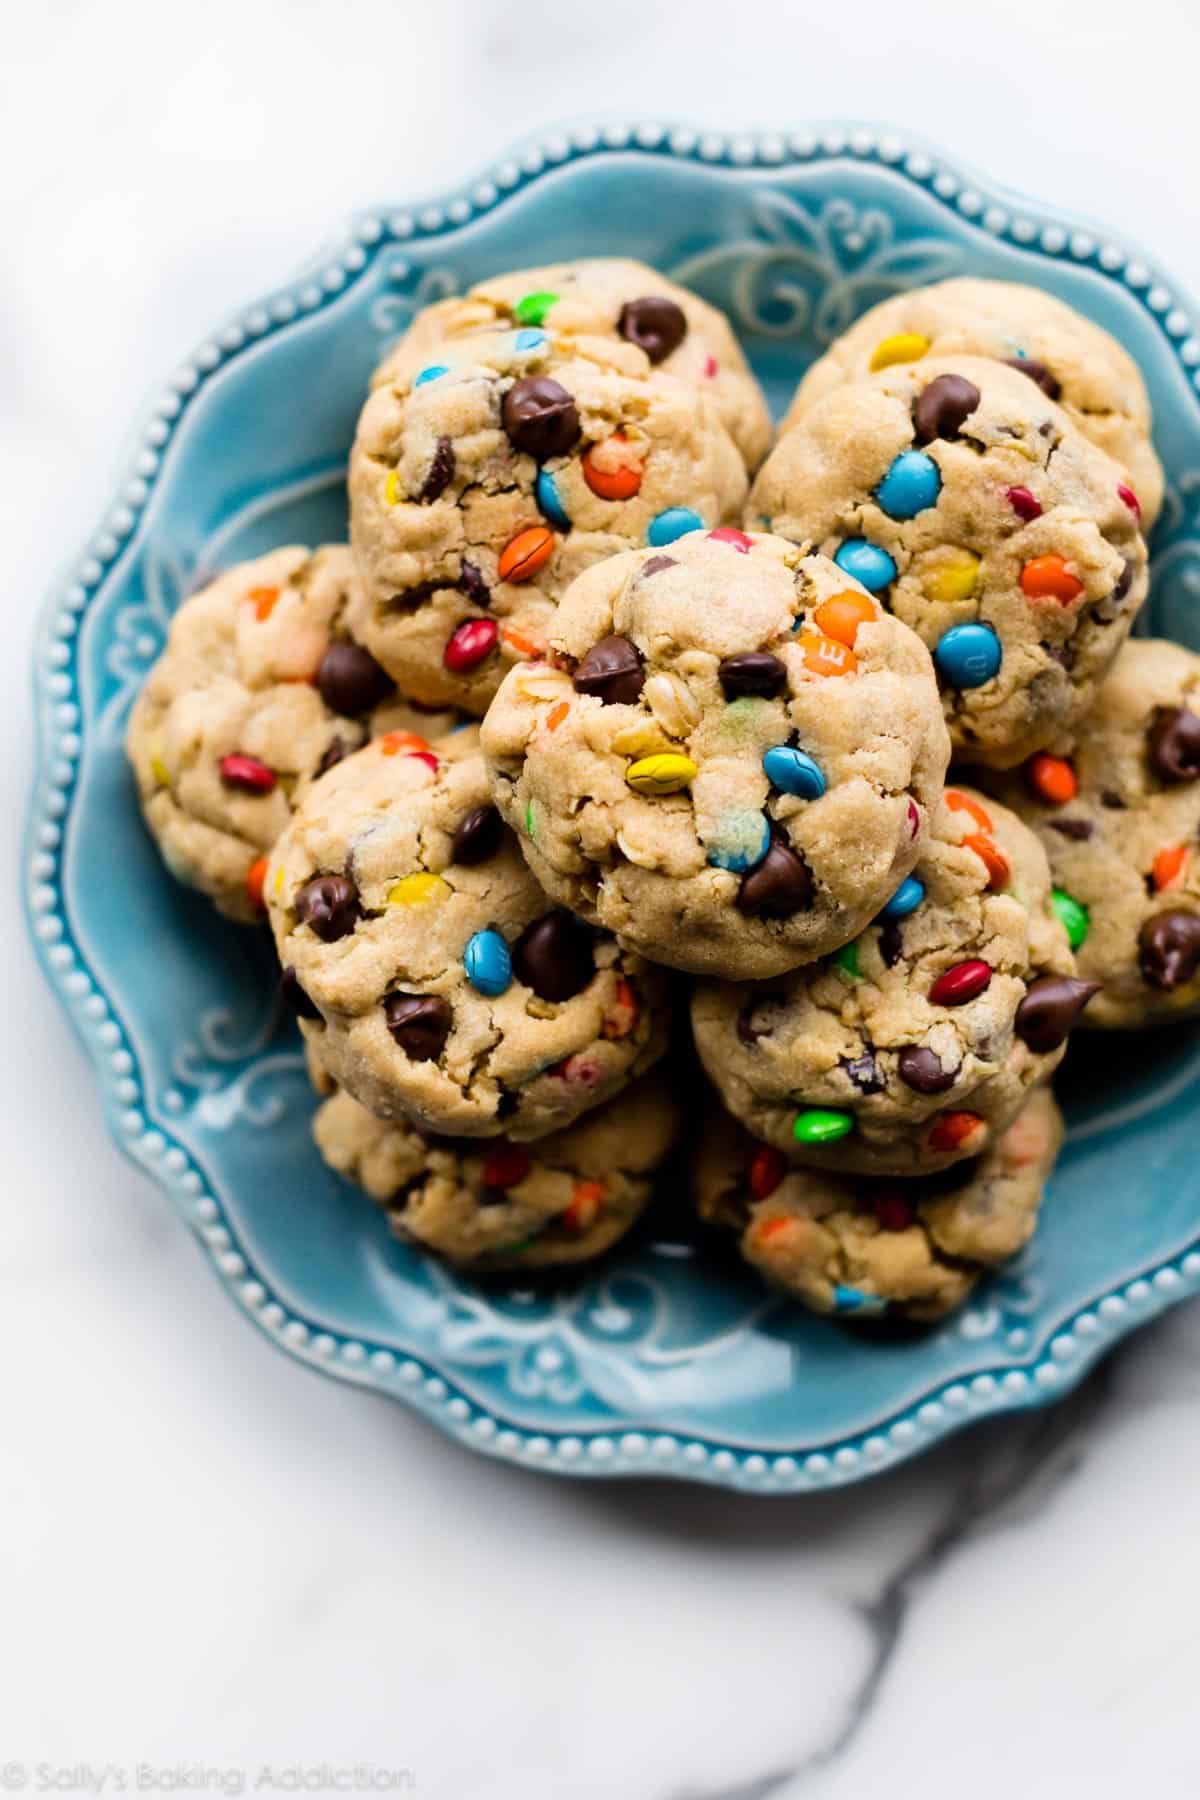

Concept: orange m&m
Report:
left=797, top=630, right=857, bottom=678
left=581, top=434, right=643, bottom=501
left=812, top=591, right=877, bottom=649
left=945, top=789, right=993, bottom=833
left=499, top=525, right=555, bottom=583
left=1153, top=844, right=1190, bottom=891
left=1020, top=555, right=1084, bottom=604
left=1025, top=754, right=1077, bottom=806
left=245, top=856, right=269, bottom=912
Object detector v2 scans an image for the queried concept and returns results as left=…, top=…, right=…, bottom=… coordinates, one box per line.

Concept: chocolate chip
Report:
left=1003, top=356, right=1062, bottom=401
left=383, top=993, right=453, bottom=1060
left=1149, top=706, right=1200, bottom=783
left=450, top=803, right=504, bottom=866
left=479, top=1188, right=509, bottom=1208
left=513, top=911, right=595, bottom=1002
left=618, top=295, right=688, bottom=363
left=842, top=1051, right=884, bottom=1094
left=912, top=374, right=982, bottom=445
left=879, top=918, right=904, bottom=967
left=459, top=560, right=490, bottom=608
left=897, top=1045, right=956, bottom=1094
left=316, top=643, right=395, bottom=716
left=317, top=736, right=349, bottom=776
left=294, top=874, right=360, bottom=942
left=279, top=965, right=321, bottom=1022
left=573, top=635, right=645, bottom=705
left=501, top=376, right=581, bottom=460
left=640, top=555, right=678, bottom=578
left=736, top=832, right=813, bottom=918
left=737, top=999, right=765, bottom=1046
left=1101, top=789, right=1127, bottom=810
left=1138, top=911, right=1200, bottom=990
left=1047, top=818, right=1094, bottom=840
left=1096, top=559, right=1136, bottom=622
left=718, top=651, right=788, bottom=700
left=1014, top=975, right=1101, bottom=1050
left=418, top=436, right=456, bottom=502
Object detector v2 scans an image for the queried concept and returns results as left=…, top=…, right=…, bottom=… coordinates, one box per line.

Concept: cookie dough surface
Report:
left=784, top=277, right=1163, bottom=526
left=692, top=787, right=1089, bottom=1175
left=986, top=638, right=1200, bottom=1028
left=127, top=545, right=404, bottom=920
left=314, top=1073, right=680, bottom=1271
left=391, top=257, right=772, bottom=473
left=750, top=355, right=1148, bottom=768
left=268, top=728, right=670, bottom=1138
left=349, top=324, right=748, bottom=714
left=480, top=529, right=950, bottom=979
left=693, top=1085, right=1063, bottom=1322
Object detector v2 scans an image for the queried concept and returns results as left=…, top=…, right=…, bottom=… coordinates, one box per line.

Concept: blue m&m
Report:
left=413, top=364, right=450, bottom=388
left=833, top=538, right=897, bottom=593
left=877, top=875, right=925, bottom=921
left=514, top=328, right=547, bottom=352
left=763, top=745, right=826, bottom=799
left=647, top=507, right=704, bottom=547
left=463, top=929, right=512, bottom=996
left=875, top=450, right=941, bottom=520
left=535, top=468, right=570, bottom=530
left=705, top=811, right=771, bottom=873
left=935, top=623, right=1002, bottom=688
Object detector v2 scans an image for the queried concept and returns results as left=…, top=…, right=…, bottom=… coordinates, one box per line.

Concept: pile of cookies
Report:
left=128, top=261, right=1199, bottom=1326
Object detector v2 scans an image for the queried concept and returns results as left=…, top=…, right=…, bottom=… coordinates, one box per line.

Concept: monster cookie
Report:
left=389, top=257, right=772, bottom=473
left=481, top=529, right=949, bottom=978
left=127, top=545, right=419, bottom=921
left=750, top=355, right=1149, bottom=767
left=267, top=727, right=670, bottom=1137
left=349, top=322, right=748, bottom=714
left=691, top=787, right=1093, bottom=1175
left=988, top=639, right=1200, bottom=1028
left=692, top=1085, right=1063, bottom=1323
left=782, top=277, right=1163, bottom=525
left=313, top=1073, right=680, bottom=1271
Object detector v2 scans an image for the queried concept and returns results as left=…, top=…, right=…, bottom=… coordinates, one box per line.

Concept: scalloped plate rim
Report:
left=26, top=116, right=1200, bottom=1495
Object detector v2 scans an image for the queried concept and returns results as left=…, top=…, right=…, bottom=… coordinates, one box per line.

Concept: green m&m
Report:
left=793, top=1108, right=855, bottom=1147
left=1051, top=887, right=1089, bottom=951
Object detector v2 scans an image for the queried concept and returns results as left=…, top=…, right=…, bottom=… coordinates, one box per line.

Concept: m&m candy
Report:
left=763, top=745, right=825, bottom=799
left=647, top=507, right=704, bottom=547
left=934, top=623, right=1001, bottom=688
left=464, top=929, right=512, bottom=996
left=833, top=538, right=897, bottom=593
left=875, top=450, right=941, bottom=520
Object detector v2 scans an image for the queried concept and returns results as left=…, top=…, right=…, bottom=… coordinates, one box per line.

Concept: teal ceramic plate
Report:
left=28, top=121, right=1200, bottom=1492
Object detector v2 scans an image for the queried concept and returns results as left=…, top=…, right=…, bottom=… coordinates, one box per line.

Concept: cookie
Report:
left=127, top=545, right=422, bottom=921
left=267, top=726, right=670, bottom=1138
left=691, top=786, right=1091, bottom=1175
left=480, top=529, right=950, bottom=980
left=784, top=277, right=1163, bottom=526
left=749, top=355, right=1149, bottom=768
left=348, top=322, right=748, bottom=714
left=313, top=1073, right=680, bottom=1271
left=390, top=257, right=772, bottom=473
left=985, top=638, right=1200, bottom=1028
left=693, top=1085, right=1063, bottom=1323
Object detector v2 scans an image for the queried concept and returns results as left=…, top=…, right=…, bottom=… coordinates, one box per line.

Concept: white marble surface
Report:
left=6, top=2, right=1200, bottom=1793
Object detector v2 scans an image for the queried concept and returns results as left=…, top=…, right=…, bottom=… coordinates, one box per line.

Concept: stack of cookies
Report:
left=128, top=261, right=1197, bottom=1327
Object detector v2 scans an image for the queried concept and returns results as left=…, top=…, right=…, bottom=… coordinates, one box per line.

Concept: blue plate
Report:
left=28, top=121, right=1200, bottom=1492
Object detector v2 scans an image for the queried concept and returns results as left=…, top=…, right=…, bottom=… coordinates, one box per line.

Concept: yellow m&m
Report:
left=387, top=872, right=451, bottom=906
left=869, top=331, right=931, bottom=372
left=625, top=752, right=698, bottom=796
left=923, top=549, right=981, bottom=605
